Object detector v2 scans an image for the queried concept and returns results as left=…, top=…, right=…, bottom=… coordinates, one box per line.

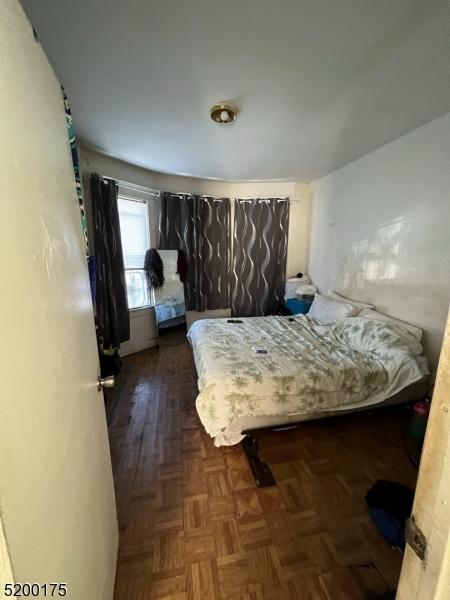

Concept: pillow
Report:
left=309, top=294, right=354, bottom=324
left=295, top=284, right=317, bottom=296
left=327, top=290, right=374, bottom=315
left=358, top=308, right=423, bottom=341
left=333, top=317, right=423, bottom=356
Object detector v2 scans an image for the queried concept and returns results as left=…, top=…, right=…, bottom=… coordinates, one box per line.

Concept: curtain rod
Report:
left=97, top=175, right=288, bottom=202
left=168, top=193, right=227, bottom=200
left=235, top=196, right=289, bottom=202
left=99, top=176, right=215, bottom=199
left=99, top=175, right=160, bottom=196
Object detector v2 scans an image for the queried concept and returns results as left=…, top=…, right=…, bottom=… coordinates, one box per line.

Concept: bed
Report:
left=187, top=313, right=429, bottom=448
left=154, top=281, right=186, bottom=329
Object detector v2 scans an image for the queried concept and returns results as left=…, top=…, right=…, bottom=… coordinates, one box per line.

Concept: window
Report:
left=118, top=196, right=151, bottom=309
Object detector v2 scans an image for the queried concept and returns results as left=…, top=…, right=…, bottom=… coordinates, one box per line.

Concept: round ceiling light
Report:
left=210, top=103, right=238, bottom=124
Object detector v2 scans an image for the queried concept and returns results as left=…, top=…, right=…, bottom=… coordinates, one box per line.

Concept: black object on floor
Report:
left=99, top=348, right=122, bottom=377
left=241, top=435, right=276, bottom=487
left=365, top=480, right=414, bottom=550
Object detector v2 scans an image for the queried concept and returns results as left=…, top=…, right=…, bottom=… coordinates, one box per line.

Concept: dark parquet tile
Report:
left=107, top=333, right=415, bottom=599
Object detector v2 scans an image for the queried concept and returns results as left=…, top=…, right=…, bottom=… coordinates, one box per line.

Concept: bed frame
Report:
left=240, top=377, right=429, bottom=488
left=241, top=424, right=292, bottom=487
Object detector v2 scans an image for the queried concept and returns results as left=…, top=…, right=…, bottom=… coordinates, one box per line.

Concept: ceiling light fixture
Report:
left=210, top=103, right=238, bottom=124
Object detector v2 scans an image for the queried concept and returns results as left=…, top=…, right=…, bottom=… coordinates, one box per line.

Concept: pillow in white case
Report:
left=309, top=294, right=354, bottom=325
left=358, top=308, right=423, bottom=341
left=327, top=290, right=374, bottom=315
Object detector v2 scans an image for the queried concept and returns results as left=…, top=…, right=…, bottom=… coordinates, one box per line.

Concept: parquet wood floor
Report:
left=107, top=334, right=416, bottom=600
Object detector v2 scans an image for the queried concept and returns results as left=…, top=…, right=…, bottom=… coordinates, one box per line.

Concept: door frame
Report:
left=397, top=307, right=450, bottom=599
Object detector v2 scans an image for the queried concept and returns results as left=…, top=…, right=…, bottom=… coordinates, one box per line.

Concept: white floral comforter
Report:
left=187, top=315, right=428, bottom=446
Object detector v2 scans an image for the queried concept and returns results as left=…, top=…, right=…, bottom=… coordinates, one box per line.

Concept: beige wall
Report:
left=79, top=147, right=311, bottom=332
left=309, top=114, right=450, bottom=371
left=79, top=147, right=311, bottom=273
left=79, top=146, right=232, bottom=250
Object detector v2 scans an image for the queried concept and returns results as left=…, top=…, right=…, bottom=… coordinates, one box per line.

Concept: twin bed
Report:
left=187, top=309, right=429, bottom=452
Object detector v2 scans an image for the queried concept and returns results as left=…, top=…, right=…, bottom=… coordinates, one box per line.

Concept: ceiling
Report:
left=21, top=0, right=449, bottom=183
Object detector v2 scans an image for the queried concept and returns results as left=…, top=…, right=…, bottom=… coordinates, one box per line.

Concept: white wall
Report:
left=80, top=147, right=311, bottom=335
left=309, top=114, right=450, bottom=371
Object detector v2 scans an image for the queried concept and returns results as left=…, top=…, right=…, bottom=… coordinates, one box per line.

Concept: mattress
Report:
left=155, top=300, right=185, bottom=326
left=214, top=376, right=428, bottom=444
left=187, top=314, right=429, bottom=446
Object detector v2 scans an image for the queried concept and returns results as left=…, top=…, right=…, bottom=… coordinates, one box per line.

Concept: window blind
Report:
left=118, top=197, right=150, bottom=269
left=118, top=196, right=150, bottom=309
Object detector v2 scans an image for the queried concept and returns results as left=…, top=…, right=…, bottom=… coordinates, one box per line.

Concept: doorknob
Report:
left=97, top=375, right=115, bottom=391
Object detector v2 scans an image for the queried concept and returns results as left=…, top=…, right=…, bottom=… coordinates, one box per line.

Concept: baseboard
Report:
left=120, top=336, right=158, bottom=357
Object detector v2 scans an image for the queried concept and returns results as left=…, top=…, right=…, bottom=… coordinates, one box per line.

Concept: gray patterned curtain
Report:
left=90, top=174, right=130, bottom=347
left=231, top=198, right=290, bottom=317
left=158, top=192, right=231, bottom=311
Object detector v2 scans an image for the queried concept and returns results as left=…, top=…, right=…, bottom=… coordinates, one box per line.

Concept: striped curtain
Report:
left=231, top=198, right=290, bottom=317
left=90, top=174, right=130, bottom=347
left=158, top=192, right=231, bottom=311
